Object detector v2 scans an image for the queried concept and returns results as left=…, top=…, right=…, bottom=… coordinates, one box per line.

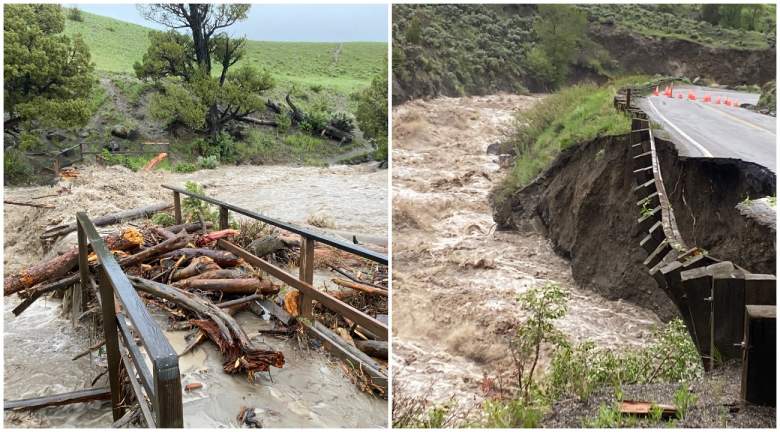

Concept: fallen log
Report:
left=129, top=277, right=284, bottom=377
left=331, top=278, right=388, bottom=297
left=4, top=387, right=111, bottom=411
left=181, top=302, right=248, bottom=355
left=168, top=221, right=212, bottom=234
left=160, top=248, right=240, bottom=267
left=265, top=99, right=282, bottom=114
left=355, top=340, right=388, bottom=360
left=240, top=116, right=278, bottom=127
left=174, top=278, right=278, bottom=295
left=152, top=227, right=176, bottom=241
left=119, top=232, right=190, bottom=268
left=171, top=256, right=220, bottom=282
left=189, top=269, right=248, bottom=280
left=41, top=202, right=171, bottom=240
left=4, top=200, right=55, bottom=209
left=142, top=152, right=168, bottom=172
left=321, top=124, right=353, bottom=144
left=5, top=229, right=144, bottom=296
left=216, top=293, right=263, bottom=309
left=329, top=265, right=386, bottom=290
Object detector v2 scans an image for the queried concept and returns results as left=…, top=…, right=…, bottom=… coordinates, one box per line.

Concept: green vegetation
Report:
left=63, top=11, right=385, bottom=94
left=4, top=5, right=95, bottom=130
left=580, top=4, right=775, bottom=50
left=757, top=80, right=776, bottom=112
left=355, top=70, right=389, bottom=162
left=150, top=212, right=175, bottom=227
left=494, top=77, right=647, bottom=206
left=393, top=4, right=774, bottom=102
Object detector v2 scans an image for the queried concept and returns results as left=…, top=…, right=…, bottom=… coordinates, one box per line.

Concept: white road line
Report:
left=646, top=98, right=714, bottom=158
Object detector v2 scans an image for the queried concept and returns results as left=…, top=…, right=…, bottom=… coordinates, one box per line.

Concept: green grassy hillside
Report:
left=63, top=10, right=386, bottom=93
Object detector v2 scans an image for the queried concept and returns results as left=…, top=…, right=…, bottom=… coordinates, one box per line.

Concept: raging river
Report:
left=3, top=163, right=388, bottom=427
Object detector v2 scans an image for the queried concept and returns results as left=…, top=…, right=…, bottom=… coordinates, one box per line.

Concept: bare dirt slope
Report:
left=391, top=95, right=662, bottom=411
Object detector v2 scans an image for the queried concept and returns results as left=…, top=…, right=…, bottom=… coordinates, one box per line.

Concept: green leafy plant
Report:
left=173, top=162, right=197, bottom=173
left=482, top=399, right=543, bottom=428
left=151, top=212, right=175, bottom=227
left=182, top=181, right=218, bottom=224
left=197, top=155, right=218, bottom=169
left=673, top=384, right=697, bottom=420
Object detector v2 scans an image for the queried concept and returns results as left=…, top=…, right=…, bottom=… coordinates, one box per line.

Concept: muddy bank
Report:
left=544, top=361, right=775, bottom=428
left=393, top=95, right=662, bottom=412
left=3, top=162, right=387, bottom=427
left=492, top=134, right=776, bottom=322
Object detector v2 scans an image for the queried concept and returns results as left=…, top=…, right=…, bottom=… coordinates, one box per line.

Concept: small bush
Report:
left=67, top=7, right=84, bottom=22
left=276, top=113, right=291, bottom=134
left=173, top=162, right=197, bottom=173
left=309, top=84, right=324, bottom=93
left=329, top=111, right=356, bottom=132
left=151, top=212, right=175, bottom=227
left=4, top=149, right=34, bottom=185
left=482, top=399, right=543, bottom=428
left=197, top=155, right=218, bottom=169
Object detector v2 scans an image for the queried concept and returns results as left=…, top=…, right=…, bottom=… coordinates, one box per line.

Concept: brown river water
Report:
left=3, top=162, right=388, bottom=427
left=391, top=94, right=662, bottom=412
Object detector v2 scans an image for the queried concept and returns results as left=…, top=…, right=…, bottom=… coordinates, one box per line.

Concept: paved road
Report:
left=638, top=85, right=776, bottom=172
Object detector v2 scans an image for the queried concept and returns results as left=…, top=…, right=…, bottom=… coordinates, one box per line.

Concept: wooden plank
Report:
left=712, top=275, right=745, bottom=362
left=218, top=239, right=387, bottom=340
left=679, top=268, right=714, bottom=369
left=4, top=387, right=111, bottom=411
left=744, top=274, right=776, bottom=305
left=742, top=305, right=776, bottom=406
left=117, top=344, right=156, bottom=427
left=257, top=299, right=294, bottom=326
left=173, top=191, right=182, bottom=225
left=299, top=236, right=315, bottom=318
left=97, top=267, right=124, bottom=421
left=116, top=313, right=154, bottom=396
left=218, top=206, right=229, bottom=230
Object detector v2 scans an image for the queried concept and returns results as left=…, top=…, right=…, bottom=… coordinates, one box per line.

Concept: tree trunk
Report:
left=5, top=229, right=144, bottom=296
left=118, top=232, right=190, bottom=268
left=171, top=256, right=221, bottom=282
left=41, top=203, right=172, bottom=240
left=331, top=278, right=388, bottom=297
left=189, top=268, right=248, bottom=280
left=355, top=340, right=388, bottom=360
left=160, top=248, right=240, bottom=267
left=174, top=278, right=278, bottom=295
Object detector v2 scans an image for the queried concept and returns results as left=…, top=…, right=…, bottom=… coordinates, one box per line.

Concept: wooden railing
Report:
left=161, top=184, right=389, bottom=390
left=76, top=212, right=183, bottom=427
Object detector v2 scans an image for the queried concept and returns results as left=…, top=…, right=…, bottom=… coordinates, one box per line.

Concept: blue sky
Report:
left=69, top=4, right=388, bottom=42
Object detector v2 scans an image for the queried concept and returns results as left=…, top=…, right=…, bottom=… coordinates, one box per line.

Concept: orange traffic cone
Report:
left=688, top=90, right=696, bottom=101
left=653, top=86, right=659, bottom=97
left=725, top=98, right=731, bottom=106
left=716, top=96, right=721, bottom=104
left=703, top=94, right=711, bottom=103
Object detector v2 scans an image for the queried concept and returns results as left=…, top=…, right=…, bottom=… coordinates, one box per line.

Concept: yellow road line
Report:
left=698, top=102, right=776, bottom=135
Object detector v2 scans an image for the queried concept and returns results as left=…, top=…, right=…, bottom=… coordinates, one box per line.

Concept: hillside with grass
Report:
left=64, top=10, right=386, bottom=94
left=393, top=4, right=776, bottom=103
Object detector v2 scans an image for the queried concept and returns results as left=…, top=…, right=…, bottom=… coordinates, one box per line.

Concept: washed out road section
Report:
left=639, top=85, right=776, bottom=172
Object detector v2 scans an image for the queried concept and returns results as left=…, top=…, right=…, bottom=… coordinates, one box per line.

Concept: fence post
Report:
left=219, top=206, right=229, bottom=230
left=74, top=219, right=90, bottom=326
left=97, top=266, right=125, bottom=421
left=173, top=192, right=182, bottom=225
left=626, top=88, right=632, bottom=109
left=298, top=236, right=315, bottom=318
left=153, top=359, right=184, bottom=427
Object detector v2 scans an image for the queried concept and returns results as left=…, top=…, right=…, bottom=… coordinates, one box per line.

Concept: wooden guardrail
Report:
left=161, top=184, right=389, bottom=390
left=76, top=212, right=183, bottom=427
left=616, top=84, right=776, bottom=406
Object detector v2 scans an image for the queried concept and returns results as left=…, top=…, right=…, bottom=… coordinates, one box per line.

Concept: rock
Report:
left=46, top=131, right=68, bottom=143
left=486, top=142, right=501, bottom=155
left=247, top=236, right=288, bottom=258
left=110, top=124, right=130, bottom=139
left=79, top=130, right=90, bottom=138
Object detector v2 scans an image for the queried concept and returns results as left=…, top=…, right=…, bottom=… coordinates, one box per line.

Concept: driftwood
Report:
left=5, top=229, right=144, bottom=296
left=283, top=94, right=353, bottom=143
left=4, top=387, right=111, bottom=411
left=196, top=229, right=239, bottom=247
left=72, top=340, right=106, bottom=361
left=119, top=232, right=190, bottom=268
left=160, top=248, right=240, bottom=267
left=174, top=278, right=278, bottom=295
left=181, top=302, right=248, bottom=355
left=329, top=265, right=386, bottom=289
left=4, top=200, right=55, bottom=209
left=355, top=340, right=388, bottom=360
left=152, top=227, right=176, bottom=241
left=171, top=256, right=220, bottom=282
left=189, top=269, right=248, bottom=281
left=331, top=278, right=388, bottom=297
left=129, top=277, right=284, bottom=377
left=168, top=221, right=212, bottom=234
left=41, top=202, right=171, bottom=240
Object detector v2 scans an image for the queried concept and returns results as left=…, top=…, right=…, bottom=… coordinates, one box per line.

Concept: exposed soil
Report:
left=393, top=95, right=662, bottom=413
left=590, top=25, right=776, bottom=86
left=545, top=361, right=776, bottom=428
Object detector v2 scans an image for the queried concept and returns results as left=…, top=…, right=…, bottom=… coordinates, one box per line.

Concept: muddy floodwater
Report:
left=3, top=162, right=387, bottom=427
left=392, top=94, right=663, bottom=410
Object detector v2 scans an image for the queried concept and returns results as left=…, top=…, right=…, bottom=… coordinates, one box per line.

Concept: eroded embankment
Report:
left=393, top=95, right=662, bottom=412
left=493, top=135, right=776, bottom=322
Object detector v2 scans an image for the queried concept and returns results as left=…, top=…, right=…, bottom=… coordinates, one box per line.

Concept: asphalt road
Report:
left=638, top=85, right=776, bottom=172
